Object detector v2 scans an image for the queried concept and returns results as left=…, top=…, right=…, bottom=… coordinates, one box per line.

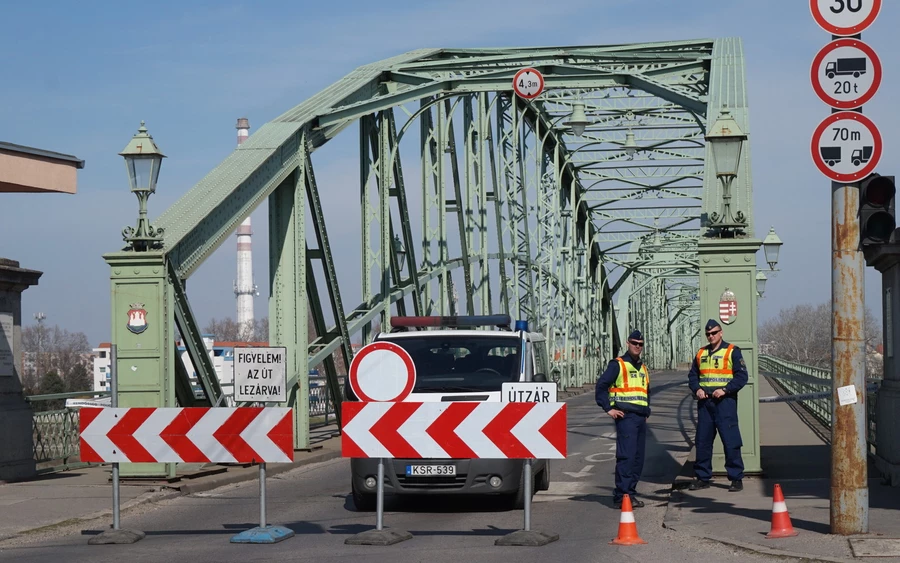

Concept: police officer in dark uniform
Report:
left=596, top=330, right=650, bottom=508
left=687, top=319, right=748, bottom=492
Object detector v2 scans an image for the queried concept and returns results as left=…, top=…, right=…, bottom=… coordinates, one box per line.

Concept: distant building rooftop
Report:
left=0, top=141, right=84, bottom=194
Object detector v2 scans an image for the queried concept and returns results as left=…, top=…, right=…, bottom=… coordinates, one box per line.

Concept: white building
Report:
left=92, top=343, right=111, bottom=392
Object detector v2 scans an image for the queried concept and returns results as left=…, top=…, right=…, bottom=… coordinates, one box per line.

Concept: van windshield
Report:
left=381, top=335, right=521, bottom=392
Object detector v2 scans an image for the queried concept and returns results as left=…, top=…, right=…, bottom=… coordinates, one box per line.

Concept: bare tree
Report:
left=21, top=324, right=91, bottom=393
left=203, top=317, right=268, bottom=342
left=760, top=301, right=882, bottom=377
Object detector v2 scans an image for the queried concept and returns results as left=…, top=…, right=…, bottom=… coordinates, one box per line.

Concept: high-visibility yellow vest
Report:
left=695, top=344, right=736, bottom=388
left=609, top=358, right=649, bottom=407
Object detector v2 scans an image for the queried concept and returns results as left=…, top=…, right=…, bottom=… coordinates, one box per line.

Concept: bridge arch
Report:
left=104, top=38, right=754, bottom=451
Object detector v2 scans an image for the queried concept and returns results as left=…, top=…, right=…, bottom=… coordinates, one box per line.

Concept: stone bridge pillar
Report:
left=0, top=258, right=42, bottom=482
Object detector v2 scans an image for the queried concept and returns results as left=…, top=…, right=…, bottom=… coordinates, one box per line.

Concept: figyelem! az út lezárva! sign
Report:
left=234, top=347, right=287, bottom=403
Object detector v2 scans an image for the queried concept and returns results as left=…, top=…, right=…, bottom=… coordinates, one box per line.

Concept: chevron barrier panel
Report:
left=79, top=407, right=293, bottom=463
left=341, top=402, right=566, bottom=459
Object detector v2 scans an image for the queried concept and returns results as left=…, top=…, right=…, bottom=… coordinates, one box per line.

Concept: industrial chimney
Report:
left=234, top=117, right=256, bottom=338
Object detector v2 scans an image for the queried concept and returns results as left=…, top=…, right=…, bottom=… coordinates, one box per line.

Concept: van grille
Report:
left=396, top=474, right=468, bottom=489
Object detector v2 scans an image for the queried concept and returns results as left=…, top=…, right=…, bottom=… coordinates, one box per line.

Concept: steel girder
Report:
left=132, top=39, right=752, bottom=430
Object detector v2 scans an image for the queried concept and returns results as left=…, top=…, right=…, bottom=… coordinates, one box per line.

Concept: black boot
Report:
left=688, top=478, right=710, bottom=491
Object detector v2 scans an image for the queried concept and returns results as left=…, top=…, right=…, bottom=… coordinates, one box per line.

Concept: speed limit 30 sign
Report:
left=810, top=0, right=881, bottom=36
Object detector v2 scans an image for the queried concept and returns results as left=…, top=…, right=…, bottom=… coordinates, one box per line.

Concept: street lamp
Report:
left=623, top=128, right=639, bottom=156
left=393, top=234, right=407, bottom=271
left=756, top=270, right=768, bottom=298
left=705, top=108, right=748, bottom=233
left=564, top=102, right=590, bottom=137
left=762, top=226, right=783, bottom=271
left=120, top=121, right=166, bottom=251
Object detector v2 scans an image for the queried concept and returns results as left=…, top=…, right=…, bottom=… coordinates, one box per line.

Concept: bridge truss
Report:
left=109, top=38, right=755, bottom=447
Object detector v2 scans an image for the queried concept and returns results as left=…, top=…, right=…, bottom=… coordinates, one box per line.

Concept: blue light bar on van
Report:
left=391, top=315, right=512, bottom=328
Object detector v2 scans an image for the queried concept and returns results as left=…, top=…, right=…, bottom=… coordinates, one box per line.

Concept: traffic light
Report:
left=859, top=174, right=896, bottom=246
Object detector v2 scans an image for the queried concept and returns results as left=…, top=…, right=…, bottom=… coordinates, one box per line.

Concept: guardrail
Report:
left=26, top=391, right=111, bottom=473
left=27, top=377, right=345, bottom=474
left=758, top=354, right=879, bottom=450
left=309, top=375, right=344, bottom=427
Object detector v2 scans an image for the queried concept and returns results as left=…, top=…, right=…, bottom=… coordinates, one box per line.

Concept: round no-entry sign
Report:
left=811, top=39, right=881, bottom=109
left=810, top=0, right=881, bottom=36
left=810, top=111, right=882, bottom=183
left=512, top=68, right=544, bottom=100
left=348, top=341, right=416, bottom=402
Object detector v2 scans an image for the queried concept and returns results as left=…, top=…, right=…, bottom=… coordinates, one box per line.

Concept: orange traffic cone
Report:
left=610, top=494, right=647, bottom=545
left=766, top=484, right=799, bottom=538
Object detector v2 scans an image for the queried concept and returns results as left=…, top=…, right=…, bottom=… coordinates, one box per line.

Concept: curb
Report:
left=701, top=535, right=856, bottom=563
left=663, top=459, right=855, bottom=563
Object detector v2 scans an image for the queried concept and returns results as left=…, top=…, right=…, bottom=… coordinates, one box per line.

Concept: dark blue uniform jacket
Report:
left=687, top=340, right=748, bottom=396
left=595, top=352, right=651, bottom=417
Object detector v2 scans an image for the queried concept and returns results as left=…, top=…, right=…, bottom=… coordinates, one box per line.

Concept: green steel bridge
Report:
left=101, top=38, right=781, bottom=472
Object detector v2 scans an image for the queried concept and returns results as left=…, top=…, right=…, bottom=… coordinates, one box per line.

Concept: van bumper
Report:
left=350, top=458, right=545, bottom=496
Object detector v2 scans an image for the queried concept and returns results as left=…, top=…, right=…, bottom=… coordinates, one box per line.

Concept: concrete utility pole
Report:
left=831, top=180, right=868, bottom=535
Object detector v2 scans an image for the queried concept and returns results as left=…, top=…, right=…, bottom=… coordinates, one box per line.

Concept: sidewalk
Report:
left=664, top=375, right=900, bottom=562
left=0, top=425, right=342, bottom=543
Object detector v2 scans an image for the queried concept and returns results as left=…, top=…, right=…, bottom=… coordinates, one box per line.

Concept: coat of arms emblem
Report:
left=126, top=303, right=148, bottom=334
left=718, top=288, right=737, bottom=325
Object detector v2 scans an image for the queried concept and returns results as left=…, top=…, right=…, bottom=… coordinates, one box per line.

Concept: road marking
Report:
left=533, top=481, right=597, bottom=502
left=585, top=452, right=615, bottom=463
left=562, top=465, right=594, bottom=478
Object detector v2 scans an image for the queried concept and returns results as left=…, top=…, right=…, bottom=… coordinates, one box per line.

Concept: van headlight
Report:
left=364, top=476, right=377, bottom=489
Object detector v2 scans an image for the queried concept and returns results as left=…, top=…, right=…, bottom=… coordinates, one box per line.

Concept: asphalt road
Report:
left=0, top=372, right=777, bottom=562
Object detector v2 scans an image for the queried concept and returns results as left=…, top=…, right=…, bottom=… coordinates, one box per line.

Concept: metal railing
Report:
left=27, top=391, right=111, bottom=473
left=309, top=375, right=344, bottom=428
left=759, top=354, right=879, bottom=449
left=27, top=377, right=345, bottom=473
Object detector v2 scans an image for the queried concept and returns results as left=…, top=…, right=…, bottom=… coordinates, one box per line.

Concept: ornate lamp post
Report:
left=705, top=108, right=748, bottom=235
left=120, top=122, right=166, bottom=251
left=756, top=271, right=768, bottom=298
left=762, top=226, right=783, bottom=271
left=698, top=105, right=763, bottom=473
left=392, top=234, right=407, bottom=271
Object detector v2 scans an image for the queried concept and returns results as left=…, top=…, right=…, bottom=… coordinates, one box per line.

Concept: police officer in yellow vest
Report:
left=596, top=330, right=650, bottom=509
left=687, top=319, right=748, bottom=492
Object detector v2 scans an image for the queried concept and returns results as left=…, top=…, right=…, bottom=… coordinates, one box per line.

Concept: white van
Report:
left=347, top=315, right=553, bottom=510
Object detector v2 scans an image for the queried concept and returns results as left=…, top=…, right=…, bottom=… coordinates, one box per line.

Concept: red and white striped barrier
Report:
left=342, top=402, right=566, bottom=459
left=79, top=407, right=293, bottom=464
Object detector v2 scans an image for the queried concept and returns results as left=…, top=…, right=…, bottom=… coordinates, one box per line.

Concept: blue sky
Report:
left=1, top=0, right=897, bottom=346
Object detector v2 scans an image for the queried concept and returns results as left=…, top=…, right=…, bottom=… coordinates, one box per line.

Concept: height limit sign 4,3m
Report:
left=234, top=346, right=288, bottom=403
left=512, top=67, right=544, bottom=100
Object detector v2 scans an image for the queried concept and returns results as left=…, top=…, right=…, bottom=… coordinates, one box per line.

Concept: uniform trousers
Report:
left=694, top=395, right=744, bottom=481
left=614, top=411, right=647, bottom=502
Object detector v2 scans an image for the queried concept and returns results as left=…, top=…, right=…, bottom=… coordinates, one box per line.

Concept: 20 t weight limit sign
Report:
left=234, top=347, right=287, bottom=403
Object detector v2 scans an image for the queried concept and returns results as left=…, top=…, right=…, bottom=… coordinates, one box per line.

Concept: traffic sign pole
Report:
left=344, top=341, right=415, bottom=546
left=810, top=0, right=876, bottom=534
